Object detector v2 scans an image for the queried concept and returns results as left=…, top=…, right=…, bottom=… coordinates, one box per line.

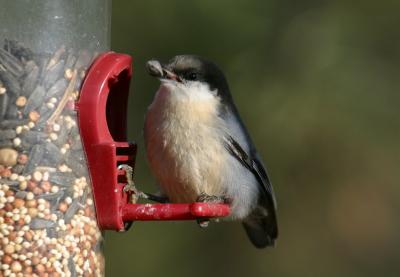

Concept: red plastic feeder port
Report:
left=76, top=52, right=230, bottom=231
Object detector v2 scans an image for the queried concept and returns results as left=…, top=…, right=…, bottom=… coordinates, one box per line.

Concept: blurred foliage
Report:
left=106, top=0, right=400, bottom=276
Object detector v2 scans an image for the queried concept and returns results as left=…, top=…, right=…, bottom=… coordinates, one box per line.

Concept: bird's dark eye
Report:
left=186, top=72, right=198, bottom=80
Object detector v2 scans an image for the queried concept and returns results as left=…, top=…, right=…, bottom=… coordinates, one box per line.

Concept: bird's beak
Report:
left=146, top=60, right=182, bottom=82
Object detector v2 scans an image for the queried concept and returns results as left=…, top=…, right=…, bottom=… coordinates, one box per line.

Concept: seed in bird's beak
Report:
left=146, top=60, right=163, bottom=78
left=146, top=60, right=182, bottom=82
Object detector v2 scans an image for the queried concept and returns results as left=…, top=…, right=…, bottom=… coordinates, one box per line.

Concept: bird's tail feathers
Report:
left=242, top=205, right=278, bottom=249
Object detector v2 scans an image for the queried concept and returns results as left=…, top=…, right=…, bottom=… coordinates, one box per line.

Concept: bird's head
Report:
left=146, top=55, right=231, bottom=103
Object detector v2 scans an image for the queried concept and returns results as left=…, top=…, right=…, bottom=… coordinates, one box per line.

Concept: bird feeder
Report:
left=0, top=0, right=110, bottom=276
left=77, top=52, right=231, bottom=231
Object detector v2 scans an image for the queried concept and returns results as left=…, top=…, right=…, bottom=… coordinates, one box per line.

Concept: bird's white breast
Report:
left=144, top=81, right=228, bottom=203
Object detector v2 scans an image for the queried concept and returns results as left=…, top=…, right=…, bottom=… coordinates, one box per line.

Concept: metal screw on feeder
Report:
left=77, top=52, right=231, bottom=231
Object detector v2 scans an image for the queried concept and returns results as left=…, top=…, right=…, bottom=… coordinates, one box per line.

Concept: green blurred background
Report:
left=106, top=1, right=400, bottom=276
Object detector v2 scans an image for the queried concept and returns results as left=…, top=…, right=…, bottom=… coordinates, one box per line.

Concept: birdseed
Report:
left=0, top=40, right=104, bottom=276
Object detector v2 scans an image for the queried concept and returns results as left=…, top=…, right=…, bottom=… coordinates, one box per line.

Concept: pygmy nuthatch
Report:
left=144, top=55, right=278, bottom=248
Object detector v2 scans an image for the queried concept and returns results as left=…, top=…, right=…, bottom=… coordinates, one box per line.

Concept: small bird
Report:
left=144, top=55, right=278, bottom=248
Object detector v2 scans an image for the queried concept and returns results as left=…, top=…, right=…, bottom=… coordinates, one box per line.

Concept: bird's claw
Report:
left=118, top=164, right=146, bottom=203
left=197, top=193, right=227, bottom=204
left=195, top=193, right=227, bottom=228
left=118, top=164, right=170, bottom=204
left=197, top=218, right=210, bottom=228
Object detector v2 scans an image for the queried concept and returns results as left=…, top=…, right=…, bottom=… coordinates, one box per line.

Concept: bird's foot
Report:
left=197, top=193, right=228, bottom=204
left=196, top=193, right=227, bottom=228
left=118, top=164, right=169, bottom=203
left=118, top=164, right=145, bottom=203
left=196, top=219, right=210, bottom=228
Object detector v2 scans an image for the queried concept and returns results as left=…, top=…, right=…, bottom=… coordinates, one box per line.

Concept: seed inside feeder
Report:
left=0, top=40, right=104, bottom=276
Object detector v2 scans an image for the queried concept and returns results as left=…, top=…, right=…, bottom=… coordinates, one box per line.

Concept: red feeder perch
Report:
left=76, top=52, right=230, bottom=231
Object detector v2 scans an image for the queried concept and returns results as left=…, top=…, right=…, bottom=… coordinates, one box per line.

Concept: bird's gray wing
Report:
left=224, top=135, right=278, bottom=248
left=224, top=135, right=277, bottom=209
left=251, top=151, right=277, bottom=209
left=222, top=104, right=278, bottom=248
